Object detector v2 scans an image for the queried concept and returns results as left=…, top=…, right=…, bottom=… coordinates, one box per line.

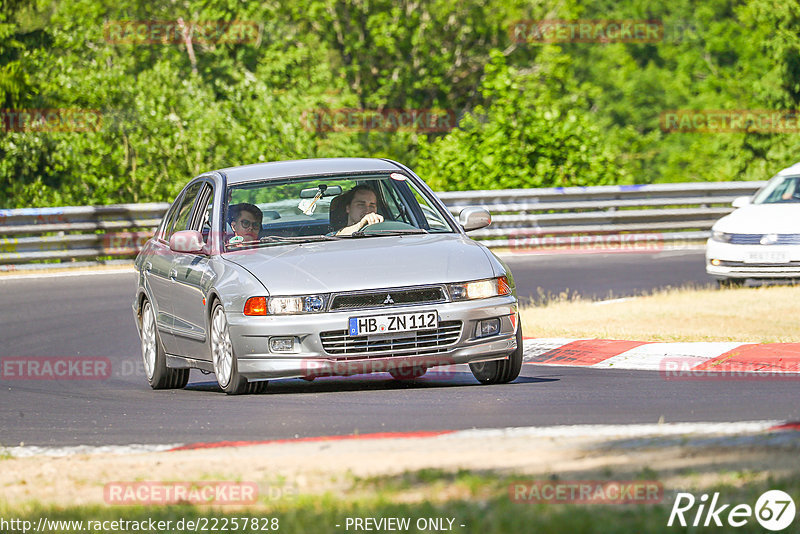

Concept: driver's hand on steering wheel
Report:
left=358, top=212, right=384, bottom=230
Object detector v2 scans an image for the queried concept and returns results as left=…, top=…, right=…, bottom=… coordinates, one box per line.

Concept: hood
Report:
left=713, top=204, right=800, bottom=234
left=222, top=234, right=496, bottom=295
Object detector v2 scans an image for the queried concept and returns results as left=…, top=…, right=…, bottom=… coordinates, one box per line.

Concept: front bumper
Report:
left=705, top=239, right=800, bottom=279
left=225, top=297, right=519, bottom=380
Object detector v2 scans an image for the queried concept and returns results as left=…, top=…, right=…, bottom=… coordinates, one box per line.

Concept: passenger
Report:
left=228, top=202, right=262, bottom=242
left=335, top=185, right=384, bottom=236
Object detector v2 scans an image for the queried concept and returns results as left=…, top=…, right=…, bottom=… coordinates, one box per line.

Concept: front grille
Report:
left=320, top=321, right=462, bottom=358
left=728, top=233, right=800, bottom=245
left=329, top=286, right=446, bottom=311
left=717, top=260, right=800, bottom=268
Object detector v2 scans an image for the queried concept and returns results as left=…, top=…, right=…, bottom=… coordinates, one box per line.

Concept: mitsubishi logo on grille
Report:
left=761, top=233, right=779, bottom=245
left=383, top=294, right=395, bottom=305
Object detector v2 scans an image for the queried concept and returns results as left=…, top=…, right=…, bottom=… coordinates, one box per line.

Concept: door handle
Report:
left=169, top=268, right=178, bottom=280
left=144, top=262, right=152, bottom=272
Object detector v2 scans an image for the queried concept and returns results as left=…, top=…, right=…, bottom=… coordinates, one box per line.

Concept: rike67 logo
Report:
left=668, top=490, right=796, bottom=531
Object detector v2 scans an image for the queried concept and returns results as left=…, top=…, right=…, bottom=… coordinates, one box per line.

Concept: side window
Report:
left=167, top=182, right=203, bottom=239
left=189, top=184, right=214, bottom=245
left=410, top=187, right=450, bottom=231
left=158, top=197, right=183, bottom=242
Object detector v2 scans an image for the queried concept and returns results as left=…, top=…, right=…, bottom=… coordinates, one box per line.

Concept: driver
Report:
left=336, top=185, right=384, bottom=236
left=781, top=179, right=800, bottom=201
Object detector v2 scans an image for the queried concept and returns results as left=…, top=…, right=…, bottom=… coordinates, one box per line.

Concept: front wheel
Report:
left=140, top=300, right=189, bottom=389
left=210, top=303, right=267, bottom=395
left=469, top=325, right=523, bottom=385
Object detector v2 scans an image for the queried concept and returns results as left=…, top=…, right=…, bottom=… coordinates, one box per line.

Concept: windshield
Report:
left=223, top=173, right=454, bottom=250
left=752, top=175, right=800, bottom=204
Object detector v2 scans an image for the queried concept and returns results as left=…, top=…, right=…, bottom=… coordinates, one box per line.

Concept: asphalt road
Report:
left=503, top=248, right=715, bottom=302
left=2, top=250, right=797, bottom=447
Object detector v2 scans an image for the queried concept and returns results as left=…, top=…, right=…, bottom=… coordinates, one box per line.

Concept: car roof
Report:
left=777, top=162, right=800, bottom=176
left=218, top=158, right=404, bottom=185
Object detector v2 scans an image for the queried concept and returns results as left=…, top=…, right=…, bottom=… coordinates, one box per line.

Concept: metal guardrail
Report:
left=0, top=181, right=765, bottom=268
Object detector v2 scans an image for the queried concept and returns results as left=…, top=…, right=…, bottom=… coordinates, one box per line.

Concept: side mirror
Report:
left=169, top=230, right=205, bottom=253
left=731, top=196, right=751, bottom=208
left=459, top=207, right=491, bottom=232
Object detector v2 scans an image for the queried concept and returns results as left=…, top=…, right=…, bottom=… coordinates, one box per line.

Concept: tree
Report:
left=417, top=51, right=630, bottom=190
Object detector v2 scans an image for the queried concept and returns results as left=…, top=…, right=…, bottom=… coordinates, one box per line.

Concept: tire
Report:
left=140, top=300, right=189, bottom=390
left=717, top=278, right=745, bottom=288
left=389, top=365, right=427, bottom=380
left=469, top=325, right=523, bottom=385
left=210, top=302, right=268, bottom=395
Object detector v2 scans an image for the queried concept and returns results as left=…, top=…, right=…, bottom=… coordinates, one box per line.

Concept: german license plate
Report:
left=348, top=311, right=438, bottom=336
left=744, top=251, right=788, bottom=264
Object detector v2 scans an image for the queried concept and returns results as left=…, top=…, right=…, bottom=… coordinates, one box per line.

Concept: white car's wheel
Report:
left=140, top=300, right=189, bottom=389
left=210, top=302, right=267, bottom=395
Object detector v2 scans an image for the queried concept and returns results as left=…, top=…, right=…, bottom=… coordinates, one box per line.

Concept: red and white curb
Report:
left=522, top=338, right=800, bottom=374
left=5, top=421, right=799, bottom=458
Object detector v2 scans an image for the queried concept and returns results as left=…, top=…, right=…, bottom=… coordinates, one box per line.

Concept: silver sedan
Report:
left=133, top=158, right=522, bottom=394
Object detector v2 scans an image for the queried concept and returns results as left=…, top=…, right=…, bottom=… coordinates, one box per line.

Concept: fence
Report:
left=0, top=181, right=764, bottom=269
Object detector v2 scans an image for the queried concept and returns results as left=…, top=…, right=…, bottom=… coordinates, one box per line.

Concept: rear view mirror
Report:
left=169, top=230, right=205, bottom=253
left=731, top=196, right=751, bottom=208
left=300, top=185, right=343, bottom=198
left=458, top=207, right=491, bottom=231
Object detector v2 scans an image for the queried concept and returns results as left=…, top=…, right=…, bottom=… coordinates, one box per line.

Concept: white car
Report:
left=706, top=163, right=800, bottom=286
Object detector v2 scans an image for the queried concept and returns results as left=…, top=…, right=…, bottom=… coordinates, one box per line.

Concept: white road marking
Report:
left=0, top=267, right=135, bottom=281
left=522, top=338, right=591, bottom=362
left=446, top=421, right=783, bottom=440
left=595, top=341, right=746, bottom=370
left=5, top=443, right=180, bottom=458
left=4, top=421, right=787, bottom=458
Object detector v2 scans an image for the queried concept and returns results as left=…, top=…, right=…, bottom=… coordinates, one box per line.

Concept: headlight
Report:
left=711, top=230, right=732, bottom=243
left=449, top=276, right=512, bottom=300
left=244, top=295, right=328, bottom=315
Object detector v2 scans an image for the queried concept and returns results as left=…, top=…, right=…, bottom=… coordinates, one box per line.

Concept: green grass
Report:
left=3, top=471, right=797, bottom=534
left=520, top=284, right=800, bottom=342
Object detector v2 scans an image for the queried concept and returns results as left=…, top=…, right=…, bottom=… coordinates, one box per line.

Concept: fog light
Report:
left=269, top=337, right=296, bottom=353
left=711, top=259, right=721, bottom=266
left=476, top=318, right=501, bottom=338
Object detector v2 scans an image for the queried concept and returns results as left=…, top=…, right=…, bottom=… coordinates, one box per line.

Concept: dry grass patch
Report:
left=520, top=284, right=800, bottom=343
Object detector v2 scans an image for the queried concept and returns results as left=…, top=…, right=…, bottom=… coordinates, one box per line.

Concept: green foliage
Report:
left=417, top=50, right=630, bottom=190
left=2, top=0, right=800, bottom=207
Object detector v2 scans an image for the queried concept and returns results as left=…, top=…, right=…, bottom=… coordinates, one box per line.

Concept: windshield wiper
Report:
left=347, top=228, right=429, bottom=238
left=226, top=234, right=341, bottom=250
left=261, top=234, right=340, bottom=243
